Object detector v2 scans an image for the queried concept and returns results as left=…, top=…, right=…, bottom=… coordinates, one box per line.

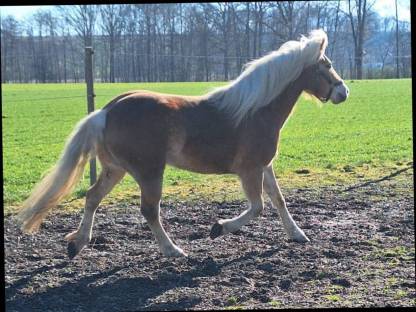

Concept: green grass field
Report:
left=2, top=79, right=413, bottom=212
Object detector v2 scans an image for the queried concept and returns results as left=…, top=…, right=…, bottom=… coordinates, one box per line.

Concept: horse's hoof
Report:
left=67, top=241, right=80, bottom=259
left=67, top=240, right=87, bottom=259
left=163, top=246, right=187, bottom=258
left=291, top=232, right=310, bottom=243
left=210, top=222, right=224, bottom=239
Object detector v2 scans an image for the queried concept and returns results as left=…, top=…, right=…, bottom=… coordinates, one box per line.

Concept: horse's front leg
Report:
left=263, top=164, right=309, bottom=242
left=210, top=167, right=264, bottom=238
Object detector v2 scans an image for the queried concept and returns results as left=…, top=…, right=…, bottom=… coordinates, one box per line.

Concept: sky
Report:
left=0, top=5, right=54, bottom=20
left=0, top=1, right=411, bottom=23
left=372, top=0, right=410, bottom=22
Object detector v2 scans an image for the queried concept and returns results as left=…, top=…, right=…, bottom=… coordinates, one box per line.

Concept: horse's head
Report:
left=303, top=39, right=349, bottom=104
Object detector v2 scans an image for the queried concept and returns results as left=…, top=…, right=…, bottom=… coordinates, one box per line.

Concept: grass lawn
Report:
left=2, top=79, right=413, bottom=213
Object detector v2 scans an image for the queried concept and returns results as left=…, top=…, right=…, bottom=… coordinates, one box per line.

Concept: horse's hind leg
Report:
left=65, top=164, right=125, bottom=259
left=133, top=169, right=186, bottom=257
left=263, top=164, right=309, bottom=242
left=210, top=168, right=264, bottom=239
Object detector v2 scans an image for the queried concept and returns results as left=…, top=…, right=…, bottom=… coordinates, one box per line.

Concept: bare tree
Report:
left=398, top=20, right=411, bottom=78
left=58, top=5, right=98, bottom=47
left=33, top=11, right=49, bottom=82
left=252, top=2, right=265, bottom=57
left=260, top=2, right=307, bottom=45
left=42, top=10, right=61, bottom=82
left=244, top=2, right=251, bottom=62
left=347, top=0, right=375, bottom=79
left=329, top=0, right=341, bottom=59
left=99, top=5, right=124, bottom=82
left=212, top=2, right=232, bottom=80
left=277, top=2, right=295, bottom=40
left=1, top=2, right=412, bottom=83
left=1, top=15, right=22, bottom=82
left=394, top=0, right=400, bottom=78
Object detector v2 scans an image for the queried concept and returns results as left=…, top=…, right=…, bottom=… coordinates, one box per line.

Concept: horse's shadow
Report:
left=6, top=247, right=280, bottom=311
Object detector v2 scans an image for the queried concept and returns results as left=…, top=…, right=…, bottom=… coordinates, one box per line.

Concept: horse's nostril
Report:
left=338, top=93, right=347, bottom=101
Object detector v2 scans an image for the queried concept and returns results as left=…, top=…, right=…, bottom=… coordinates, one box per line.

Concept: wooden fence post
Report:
left=85, top=46, right=97, bottom=185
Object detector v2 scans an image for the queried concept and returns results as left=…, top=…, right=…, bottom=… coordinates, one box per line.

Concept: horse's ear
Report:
left=318, top=37, right=328, bottom=60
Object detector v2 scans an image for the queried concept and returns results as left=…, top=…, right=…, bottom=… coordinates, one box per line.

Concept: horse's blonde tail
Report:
left=17, top=109, right=107, bottom=233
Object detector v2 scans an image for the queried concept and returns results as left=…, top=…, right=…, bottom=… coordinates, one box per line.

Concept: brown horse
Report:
left=17, top=29, right=349, bottom=259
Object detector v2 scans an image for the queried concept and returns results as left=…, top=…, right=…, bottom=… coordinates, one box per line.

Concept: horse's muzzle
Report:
left=332, top=82, right=349, bottom=104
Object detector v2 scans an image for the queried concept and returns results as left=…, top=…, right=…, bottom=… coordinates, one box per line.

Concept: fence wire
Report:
left=3, top=48, right=412, bottom=83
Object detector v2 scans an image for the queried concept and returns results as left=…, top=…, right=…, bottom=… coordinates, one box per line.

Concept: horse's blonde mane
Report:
left=205, top=29, right=328, bottom=126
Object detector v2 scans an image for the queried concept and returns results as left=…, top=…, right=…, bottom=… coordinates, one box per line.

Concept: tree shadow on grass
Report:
left=341, top=165, right=413, bottom=193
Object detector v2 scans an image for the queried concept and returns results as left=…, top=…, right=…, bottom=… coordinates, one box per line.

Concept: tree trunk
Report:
left=395, top=0, right=400, bottom=78
left=109, top=35, right=115, bottom=82
left=245, top=2, right=251, bottom=62
left=348, top=0, right=368, bottom=79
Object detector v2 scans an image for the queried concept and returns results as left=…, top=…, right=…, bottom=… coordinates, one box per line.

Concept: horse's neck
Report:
left=266, top=76, right=305, bottom=130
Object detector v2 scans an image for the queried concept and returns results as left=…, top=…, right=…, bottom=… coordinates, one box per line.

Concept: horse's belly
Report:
left=166, top=151, right=231, bottom=174
left=166, top=124, right=236, bottom=174
left=166, top=137, right=234, bottom=173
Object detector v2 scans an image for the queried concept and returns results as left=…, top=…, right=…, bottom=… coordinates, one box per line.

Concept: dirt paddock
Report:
left=5, top=176, right=415, bottom=310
